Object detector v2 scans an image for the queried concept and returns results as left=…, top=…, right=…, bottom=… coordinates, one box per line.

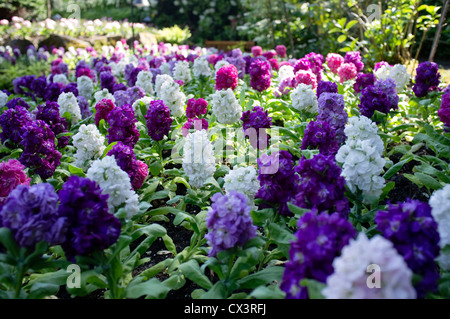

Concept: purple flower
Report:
left=0, top=159, right=31, bottom=205
left=5, top=97, right=30, bottom=110
left=413, top=61, right=441, bottom=98
left=95, top=99, right=115, bottom=126
left=304, top=52, right=324, bottom=81
left=294, top=154, right=349, bottom=219
left=249, top=58, right=271, bottom=92
left=353, top=72, right=376, bottom=93
left=293, top=58, right=311, bottom=74
left=375, top=199, right=440, bottom=298
left=30, top=75, right=48, bottom=99
left=78, top=96, right=92, bottom=119
left=19, top=120, right=62, bottom=180
left=255, top=150, right=299, bottom=216
left=181, top=117, right=209, bottom=137
left=276, top=45, right=287, bottom=58
left=186, top=98, right=208, bottom=118
left=145, top=100, right=173, bottom=141
left=280, top=210, right=357, bottom=299
left=57, top=176, right=122, bottom=260
left=205, top=191, right=257, bottom=257
left=107, top=141, right=147, bottom=190
left=438, top=90, right=450, bottom=131
left=316, top=81, right=338, bottom=99
left=317, top=92, right=348, bottom=144
left=241, top=106, right=272, bottom=149
left=99, top=71, right=117, bottom=93
left=0, top=105, right=33, bottom=145
left=107, top=104, right=140, bottom=148
left=359, top=78, right=399, bottom=118
left=301, top=120, right=339, bottom=155
left=0, top=183, right=66, bottom=247
left=344, top=51, right=364, bottom=72
left=44, top=82, right=65, bottom=102
left=36, top=101, right=70, bottom=149
left=12, top=75, right=35, bottom=95
left=374, top=61, right=391, bottom=71
left=224, top=55, right=246, bottom=79
left=61, top=82, right=79, bottom=96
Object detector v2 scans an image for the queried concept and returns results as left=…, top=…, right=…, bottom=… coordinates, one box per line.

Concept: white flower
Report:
left=429, top=184, right=450, bottom=270
left=86, top=155, right=139, bottom=218
left=278, top=64, right=295, bottom=82
left=182, top=129, right=216, bottom=188
left=210, top=88, right=242, bottom=124
left=223, top=165, right=260, bottom=206
left=52, top=73, right=69, bottom=85
left=72, top=124, right=106, bottom=170
left=172, top=60, right=192, bottom=83
left=0, top=91, right=8, bottom=108
left=94, top=88, right=115, bottom=104
left=290, top=83, right=318, bottom=114
left=193, top=56, right=211, bottom=78
left=135, top=70, right=154, bottom=96
left=57, top=92, right=82, bottom=124
left=160, top=62, right=172, bottom=75
left=335, top=116, right=385, bottom=202
left=323, top=233, right=416, bottom=299
left=155, top=74, right=173, bottom=96
left=77, top=75, right=94, bottom=100
left=374, top=64, right=411, bottom=92
left=158, top=79, right=186, bottom=118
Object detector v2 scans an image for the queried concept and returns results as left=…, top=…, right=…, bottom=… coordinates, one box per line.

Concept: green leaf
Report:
left=236, top=266, right=284, bottom=289
left=414, top=172, right=443, bottom=190
left=287, top=203, right=309, bottom=217
left=126, top=277, right=171, bottom=299
left=68, top=164, right=86, bottom=177
left=177, top=260, right=213, bottom=290
left=300, top=279, right=326, bottom=299
left=101, top=141, right=117, bottom=158
left=267, top=222, right=295, bottom=245
left=149, top=160, right=163, bottom=176
left=199, top=281, right=228, bottom=299
left=0, top=227, right=19, bottom=257
left=337, top=34, right=347, bottom=43
left=383, top=156, right=413, bottom=179
left=27, top=282, right=60, bottom=299
left=250, top=285, right=286, bottom=299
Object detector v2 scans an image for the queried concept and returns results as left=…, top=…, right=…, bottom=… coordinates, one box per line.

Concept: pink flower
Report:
left=181, top=118, right=209, bottom=137
left=326, top=53, right=344, bottom=74
left=269, top=58, right=279, bottom=71
left=132, top=160, right=148, bottom=190
left=0, top=19, right=9, bottom=26
left=276, top=45, right=287, bottom=58
left=215, top=64, right=239, bottom=91
left=337, top=62, right=358, bottom=83
left=251, top=46, right=263, bottom=57
left=294, top=70, right=317, bottom=89
left=0, top=159, right=31, bottom=204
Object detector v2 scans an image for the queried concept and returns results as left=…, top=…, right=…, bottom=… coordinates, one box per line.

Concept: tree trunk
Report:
left=47, top=0, right=51, bottom=19
left=429, top=0, right=449, bottom=61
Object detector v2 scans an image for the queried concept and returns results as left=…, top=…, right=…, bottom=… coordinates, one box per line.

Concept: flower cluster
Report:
left=173, top=60, right=192, bottom=84
left=374, top=64, right=411, bottom=92
left=223, top=165, right=260, bottom=207
left=135, top=70, right=154, bottom=96
left=0, top=105, right=32, bottom=145
left=353, top=73, right=376, bottom=93
left=36, top=101, right=70, bottom=149
left=294, top=70, right=317, bottom=90
left=186, top=98, right=208, bottom=119
left=77, top=75, right=94, bottom=100
left=57, top=92, right=82, bottom=125
left=326, top=53, right=344, bottom=74
left=375, top=199, right=440, bottom=298
left=205, top=191, right=257, bottom=257
left=316, top=81, right=338, bottom=98
left=107, top=103, right=140, bottom=148
left=335, top=115, right=385, bottom=202
left=192, top=57, right=212, bottom=78
left=145, top=99, right=173, bottom=141
left=413, top=61, right=441, bottom=98
left=0, top=159, right=31, bottom=205
left=0, top=183, right=65, bottom=247
left=107, top=141, right=148, bottom=190
left=210, top=88, right=242, bottom=124
left=438, top=90, right=450, bottom=131
left=215, top=64, right=239, bottom=91
left=72, top=124, right=106, bottom=170
left=429, top=184, right=450, bottom=270
left=294, top=154, right=349, bottom=218
left=181, top=117, right=209, bottom=137
left=323, top=233, right=417, bottom=299
left=86, top=156, right=140, bottom=218
left=57, top=176, right=122, bottom=260
left=301, top=120, right=339, bottom=155
left=290, top=83, right=318, bottom=114
left=19, top=120, right=62, bottom=179
left=344, top=51, right=364, bottom=72
left=241, top=106, right=272, bottom=149
left=182, top=129, right=216, bottom=188
left=359, top=78, right=399, bottom=118
left=255, top=150, right=299, bottom=216
left=317, top=92, right=348, bottom=144
left=280, top=210, right=357, bottom=299
left=337, top=62, right=357, bottom=83
left=249, top=58, right=271, bottom=92
left=155, top=75, right=186, bottom=118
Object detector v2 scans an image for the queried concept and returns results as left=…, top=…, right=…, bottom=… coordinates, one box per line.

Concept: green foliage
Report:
left=155, top=25, right=191, bottom=45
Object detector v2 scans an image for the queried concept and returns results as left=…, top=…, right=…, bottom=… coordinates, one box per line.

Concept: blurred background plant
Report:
left=0, top=0, right=448, bottom=68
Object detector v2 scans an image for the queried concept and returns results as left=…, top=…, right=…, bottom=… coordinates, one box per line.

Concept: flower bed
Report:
left=0, top=38, right=449, bottom=300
